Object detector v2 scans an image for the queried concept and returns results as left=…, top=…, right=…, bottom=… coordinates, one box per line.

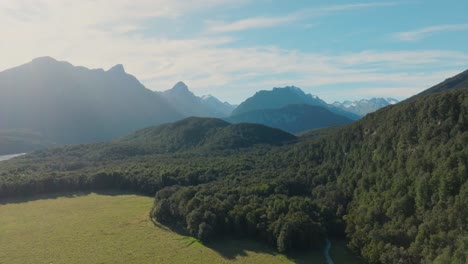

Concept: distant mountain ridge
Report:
left=200, top=94, right=236, bottom=117
left=232, top=86, right=326, bottom=115
left=160, top=82, right=213, bottom=117
left=231, top=86, right=360, bottom=120
left=226, top=104, right=353, bottom=134
left=0, top=56, right=182, bottom=152
left=332, top=97, right=399, bottom=116
left=160, top=82, right=235, bottom=118
left=3, top=56, right=452, bottom=155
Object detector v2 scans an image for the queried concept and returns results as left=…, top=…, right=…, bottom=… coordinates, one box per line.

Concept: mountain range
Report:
left=226, top=104, right=353, bottom=134
left=0, top=57, right=417, bottom=155
left=332, top=97, right=399, bottom=116
left=0, top=58, right=235, bottom=154
left=160, top=81, right=235, bottom=118
left=0, top=57, right=182, bottom=153
left=200, top=95, right=237, bottom=117
left=231, top=86, right=361, bottom=120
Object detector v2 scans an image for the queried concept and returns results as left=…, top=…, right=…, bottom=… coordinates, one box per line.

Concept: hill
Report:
left=18, top=117, right=296, bottom=161
left=406, top=68, right=468, bottom=101
left=332, top=97, right=399, bottom=116
left=160, top=82, right=235, bottom=118
left=312, top=88, right=467, bottom=263
left=226, top=104, right=353, bottom=134
left=118, top=117, right=296, bottom=153
left=231, top=86, right=360, bottom=120
left=0, top=57, right=182, bottom=153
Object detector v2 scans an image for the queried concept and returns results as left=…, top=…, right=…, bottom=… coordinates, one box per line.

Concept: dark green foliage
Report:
left=1, top=88, right=467, bottom=262
left=151, top=182, right=326, bottom=252
left=117, top=117, right=296, bottom=153
left=312, top=89, right=468, bottom=263
left=198, top=222, right=215, bottom=242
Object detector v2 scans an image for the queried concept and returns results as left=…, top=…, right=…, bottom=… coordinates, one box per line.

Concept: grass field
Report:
left=0, top=192, right=334, bottom=264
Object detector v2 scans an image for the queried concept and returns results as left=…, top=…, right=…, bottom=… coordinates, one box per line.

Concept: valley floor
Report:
left=0, top=192, right=346, bottom=264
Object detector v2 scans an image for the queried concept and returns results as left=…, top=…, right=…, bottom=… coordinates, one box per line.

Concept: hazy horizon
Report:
left=0, top=55, right=455, bottom=105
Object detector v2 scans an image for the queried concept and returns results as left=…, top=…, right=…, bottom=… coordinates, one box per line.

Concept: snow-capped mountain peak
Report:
left=333, top=97, right=399, bottom=116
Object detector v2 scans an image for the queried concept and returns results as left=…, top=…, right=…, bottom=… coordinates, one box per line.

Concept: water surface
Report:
left=0, top=153, right=25, bottom=162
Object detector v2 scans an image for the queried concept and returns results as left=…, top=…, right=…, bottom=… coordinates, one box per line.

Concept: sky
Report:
left=0, top=0, right=467, bottom=104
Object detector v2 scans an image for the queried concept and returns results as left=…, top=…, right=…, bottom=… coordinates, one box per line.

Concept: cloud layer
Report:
left=393, top=24, right=468, bottom=42
left=0, top=1, right=466, bottom=103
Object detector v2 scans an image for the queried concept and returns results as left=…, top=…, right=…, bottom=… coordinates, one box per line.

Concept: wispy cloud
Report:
left=393, top=24, right=468, bottom=42
left=0, top=1, right=465, bottom=103
left=206, top=2, right=398, bottom=33
left=311, top=2, right=398, bottom=13
left=206, top=15, right=296, bottom=33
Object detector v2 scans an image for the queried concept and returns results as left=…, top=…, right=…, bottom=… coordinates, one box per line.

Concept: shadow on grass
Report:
left=1, top=190, right=331, bottom=263
left=204, top=237, right=326, bottom=263
left=330, top=239, right=366, bottom=264
left=205, top=237, right=279, bottom=260
left=151, top=220, right=327, bottom=263
left=0, top=189, right=147, bottom=205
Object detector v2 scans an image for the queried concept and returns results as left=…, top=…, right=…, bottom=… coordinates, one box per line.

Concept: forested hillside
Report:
left=0, top=88, right=466, bottom=263
left=151, top=88, right=467, bottom=263
left=116, top=117, right=296, bottom=154
left=314, top=89, right=467, bottom=263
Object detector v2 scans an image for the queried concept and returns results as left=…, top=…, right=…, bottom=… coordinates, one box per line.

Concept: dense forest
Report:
left=0, top=88, right=467, bottom=263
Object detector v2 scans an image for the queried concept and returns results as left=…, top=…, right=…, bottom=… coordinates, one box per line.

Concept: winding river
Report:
left=324, top=239, right=334, bottom=264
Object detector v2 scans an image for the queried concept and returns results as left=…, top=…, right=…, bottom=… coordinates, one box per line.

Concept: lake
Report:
left=0, top=153, right=25, bottom=162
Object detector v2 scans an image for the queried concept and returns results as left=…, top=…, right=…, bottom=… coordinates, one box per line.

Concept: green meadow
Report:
left=0, top=192, right=334, bottom=264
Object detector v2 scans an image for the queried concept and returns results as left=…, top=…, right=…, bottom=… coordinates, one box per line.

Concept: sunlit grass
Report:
left=0, top=192, right=329, bottom=263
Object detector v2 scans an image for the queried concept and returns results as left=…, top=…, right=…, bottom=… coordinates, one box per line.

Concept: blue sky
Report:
left=0, top=0, right=467, bottom=103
